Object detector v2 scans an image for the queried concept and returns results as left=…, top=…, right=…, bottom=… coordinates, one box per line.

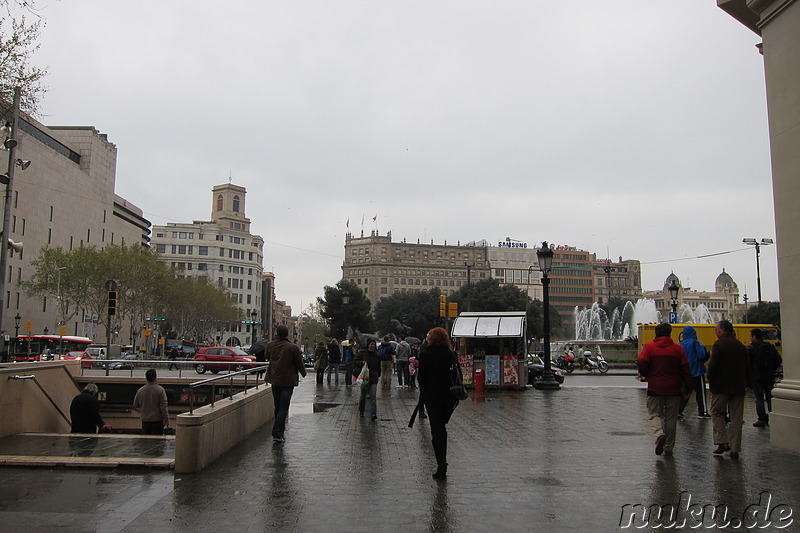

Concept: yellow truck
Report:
left=637, top=323, right=781, bottom=355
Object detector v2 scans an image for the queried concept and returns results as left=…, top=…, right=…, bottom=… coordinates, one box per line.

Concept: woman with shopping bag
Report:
left=356, top=340, right=381, bottom=420
left=418, top=327, right=461, bottom=481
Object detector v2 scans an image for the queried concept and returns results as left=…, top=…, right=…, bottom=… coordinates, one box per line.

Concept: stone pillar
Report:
left=719, top=0, right=800, bottom=452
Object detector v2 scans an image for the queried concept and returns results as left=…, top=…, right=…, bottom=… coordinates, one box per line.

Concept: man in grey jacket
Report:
left=395, top=337, right=411, bottom=388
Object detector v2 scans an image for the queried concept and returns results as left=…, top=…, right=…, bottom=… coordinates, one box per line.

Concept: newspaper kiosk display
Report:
left=450, top=311, right=527, bottom=390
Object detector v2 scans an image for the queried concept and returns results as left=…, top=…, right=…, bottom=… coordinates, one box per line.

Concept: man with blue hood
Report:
left=679, top=326, right=711, bottom=418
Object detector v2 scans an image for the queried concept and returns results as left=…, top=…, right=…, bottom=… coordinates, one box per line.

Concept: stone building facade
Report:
left=150, top=183, right=265, bottom=346
left=2, top=115, right=148, bottom=340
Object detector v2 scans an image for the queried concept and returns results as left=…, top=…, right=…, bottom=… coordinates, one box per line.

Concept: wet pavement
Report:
left=1, top=374, right=798, bottom=532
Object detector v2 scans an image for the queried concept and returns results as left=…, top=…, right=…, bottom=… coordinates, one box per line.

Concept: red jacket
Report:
left=638, top=336, right=693, bottom=396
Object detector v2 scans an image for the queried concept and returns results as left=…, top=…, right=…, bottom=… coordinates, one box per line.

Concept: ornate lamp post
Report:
left=341, top=289, right=350, bottom=340
left=535, top=241, right=560, bottom=390
left=251, top=310, right=258, bottom=344
left=668, top=279, right=680, bottom=323
left=14, top=313, right=20, bottom=338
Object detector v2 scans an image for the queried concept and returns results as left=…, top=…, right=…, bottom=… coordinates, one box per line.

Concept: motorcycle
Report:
left=554, top=353, right=575, bottom=374
left=584, top=353, right=609, bottom=373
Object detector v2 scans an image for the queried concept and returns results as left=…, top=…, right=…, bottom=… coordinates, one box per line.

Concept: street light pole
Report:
left=251, top=309, right=258, bottom=344
left=535, top=242, right=560, bottom=390
left=464, top=261, right=474, bottom=312
left=743, top=238, right=774, bottom=305
left=0, top=88, right=21, bottom=336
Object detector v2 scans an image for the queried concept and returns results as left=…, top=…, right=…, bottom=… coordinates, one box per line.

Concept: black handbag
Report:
left=449, top=351, right=468, bottom=401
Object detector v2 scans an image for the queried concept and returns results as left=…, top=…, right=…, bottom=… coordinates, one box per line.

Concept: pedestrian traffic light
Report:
left=439, top=294, right=447, bottom=317
left=59, top=325, right=67, bottom=336
left=107, top=290, right=118, bottom=316
left=448, top=301, right=458, bottom=318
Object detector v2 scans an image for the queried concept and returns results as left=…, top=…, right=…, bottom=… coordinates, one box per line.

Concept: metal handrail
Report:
left=8, top=374, right=72, bottom=426
left=80, top=358, right=199, bottom=377
left=187, top=364, right=269, bottom=414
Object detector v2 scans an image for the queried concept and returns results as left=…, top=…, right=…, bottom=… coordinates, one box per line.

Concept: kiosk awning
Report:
left=451, top=312, right=526, bottom=338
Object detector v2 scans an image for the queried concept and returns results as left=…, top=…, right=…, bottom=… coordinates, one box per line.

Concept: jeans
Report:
left=344, top=362, right=354, bottom=386
left=396, top=360, right=410, bottom=386
left=679, top=375, right=708, bottom=415
left=359, top=383, right=377, bottom=418
left=753, top=380, right=774, bottom=423
left=326, top=363, right=339, bottom=384
left=271, top=385, right=294, bottom=439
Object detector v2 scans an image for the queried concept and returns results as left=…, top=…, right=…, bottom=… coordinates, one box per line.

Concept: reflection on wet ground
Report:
left=1, top=377, right=799, bottom=532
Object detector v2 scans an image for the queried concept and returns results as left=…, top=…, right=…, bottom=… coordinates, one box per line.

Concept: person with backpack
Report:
left=748, top=328, right=783, bottom=428
left=326, top=338, right=341, bottom=385
left=378, top=336, right=396, bottom=389
left=679, top=325, right=711, bottom=418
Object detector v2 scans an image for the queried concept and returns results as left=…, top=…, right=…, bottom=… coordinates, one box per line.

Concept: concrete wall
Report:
left=174, top=383, right=274, bottom=473
left=0, top=362, right=81, bottom=437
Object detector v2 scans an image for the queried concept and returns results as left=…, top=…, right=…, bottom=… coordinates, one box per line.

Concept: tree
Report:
left=1, top=10, right=47, bottom=114
left=373, top=289, right=442, bottom=339
left=526, top=299, right=566, bottom=341
left=317, top=279, right=374, bottom=340
left=20, top=243, right=241, bottom=346
left=449, top=278, right=529, bottom=313
left=744, top=301, right=780, bottom=327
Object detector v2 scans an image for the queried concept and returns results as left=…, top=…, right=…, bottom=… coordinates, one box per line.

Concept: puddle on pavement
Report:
left=312, top=402, right=339, bottom=413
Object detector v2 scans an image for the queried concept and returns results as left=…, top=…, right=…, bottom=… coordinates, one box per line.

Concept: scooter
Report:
left=554, top=353, right=575, bottom=374
left=584, top=353, right=609, bottom=373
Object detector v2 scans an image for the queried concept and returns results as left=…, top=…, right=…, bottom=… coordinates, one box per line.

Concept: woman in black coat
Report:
left=418, top=327, right=460, bottom=480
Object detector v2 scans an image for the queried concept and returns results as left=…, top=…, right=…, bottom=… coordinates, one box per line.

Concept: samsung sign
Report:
left=498, top=241, right=528, bottom=248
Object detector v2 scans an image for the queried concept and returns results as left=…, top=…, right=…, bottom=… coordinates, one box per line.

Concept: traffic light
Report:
left=448, top=301, right=458, bottom=318
left=59, top=325, right=67, bottom=336
left=107, top=290, right=118, bottom=316
left=439, top=294, right=447, bottom=317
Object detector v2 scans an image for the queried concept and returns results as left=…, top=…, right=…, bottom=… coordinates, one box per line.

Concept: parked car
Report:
left=109, top=353, right=138, bottom=370
left=193, top=347, right=257, bottom=374
left=527, top=355, right=565, bottom=385
left=63, top=350, right=93, bottom=369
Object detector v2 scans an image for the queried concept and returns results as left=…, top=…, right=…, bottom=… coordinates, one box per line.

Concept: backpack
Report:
left=378, top=343, right=393, bottom=361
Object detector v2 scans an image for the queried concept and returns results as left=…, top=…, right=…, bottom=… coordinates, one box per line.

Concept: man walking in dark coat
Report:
left=265, top=325, right=307, bottom=443
left=638, top=322, right=692, bottom=456
left=748, top=328, right=782, bottom=428
left=708, top=320, right=750, bottom=458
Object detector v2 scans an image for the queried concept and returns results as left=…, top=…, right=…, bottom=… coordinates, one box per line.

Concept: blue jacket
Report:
left=680, top=326, right=708, bottom=377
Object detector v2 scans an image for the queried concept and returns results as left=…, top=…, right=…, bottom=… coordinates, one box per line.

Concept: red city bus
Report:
left=11, top=334, right=93, bottom=362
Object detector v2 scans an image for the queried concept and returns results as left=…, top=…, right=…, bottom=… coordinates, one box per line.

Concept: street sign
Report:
left=669, top=311, right=678, bottom=324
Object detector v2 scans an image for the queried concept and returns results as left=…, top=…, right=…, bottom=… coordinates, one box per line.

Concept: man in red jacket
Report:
left=638, top=323, right=693, bottom=456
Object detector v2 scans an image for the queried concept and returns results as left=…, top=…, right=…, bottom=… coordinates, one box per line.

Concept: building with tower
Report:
left=150, top=182, right=265, bottom=346
left=643, top=270, right=740, bottom=324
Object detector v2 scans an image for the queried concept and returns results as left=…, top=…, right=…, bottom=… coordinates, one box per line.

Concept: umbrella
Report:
left=404, top=336, right=422, bottom=345
left=249, top=339, right=270, bottom=359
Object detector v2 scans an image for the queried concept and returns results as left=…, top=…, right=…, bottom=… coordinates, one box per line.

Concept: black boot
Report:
left=432, top=439, right=447, bottom=480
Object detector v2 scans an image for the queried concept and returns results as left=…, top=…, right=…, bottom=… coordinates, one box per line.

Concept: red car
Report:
left=63, top=350, right=93, bottom=369
left=193, top=347, right=256, bottom=374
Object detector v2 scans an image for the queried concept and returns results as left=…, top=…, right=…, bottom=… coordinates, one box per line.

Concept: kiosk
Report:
left=450, top=311, right=528, bottom=390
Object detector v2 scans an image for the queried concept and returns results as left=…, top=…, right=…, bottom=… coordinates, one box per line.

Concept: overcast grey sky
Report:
left=30, top=1, right=777, bottom=312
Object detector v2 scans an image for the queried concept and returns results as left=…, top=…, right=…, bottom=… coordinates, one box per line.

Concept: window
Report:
left=217, top=195, right=223, bottom=211
left=199, top=246, right=208, bottom=255
left=198, top=263, right=208, bottom=271
left=233, top=195, right=240, bottom=212
left=156, top=244, right=166, bottom=253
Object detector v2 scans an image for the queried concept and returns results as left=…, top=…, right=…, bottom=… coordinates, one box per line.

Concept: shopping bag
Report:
left=354, top=363, right=369, bottom=388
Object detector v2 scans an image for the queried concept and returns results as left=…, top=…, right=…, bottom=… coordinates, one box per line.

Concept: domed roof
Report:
left=664, top=272, right=680, bottom=288
left=715, top=269, right=738, bottom=291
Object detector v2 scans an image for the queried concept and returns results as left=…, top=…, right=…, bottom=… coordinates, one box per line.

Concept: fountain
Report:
left=574, top=298, right=660, bottom=341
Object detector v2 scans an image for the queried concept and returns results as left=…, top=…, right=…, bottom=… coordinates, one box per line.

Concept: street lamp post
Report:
left=743, top=238, right=774, bottom=305
left=603, top=264, right=612, bottom=305
left=535, top=242, right=560, bottom=390
left=743, top=293, right=749, bottom=324
left=341, top=289, right=350, bottom=340
left=251, top=310, right=258, bottom=344
left=464, top=261, right=474, bottom=312
left=668, top=279, right=680, bottom=323
left=14, top=313, right=20, bottom=338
